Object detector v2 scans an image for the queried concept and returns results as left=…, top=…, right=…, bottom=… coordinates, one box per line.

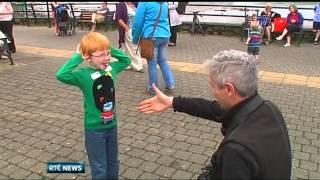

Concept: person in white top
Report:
left=0, top=2, right=16, bottom=54
left=115, top=2, right=144, bottom=72
left=168, top=2, right=182, bottom=47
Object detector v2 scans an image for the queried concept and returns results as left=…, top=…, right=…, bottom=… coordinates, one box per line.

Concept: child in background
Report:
left=313, top=3, right=320, bottom=45
left=246, top=15, right=262, bottom=62
left=249, top=13, right=260, bottom=28
left=56, top=32, right=131, bottom=179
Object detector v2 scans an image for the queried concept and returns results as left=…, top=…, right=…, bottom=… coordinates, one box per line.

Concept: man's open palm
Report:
left=137, top=84, right=173, bottom=114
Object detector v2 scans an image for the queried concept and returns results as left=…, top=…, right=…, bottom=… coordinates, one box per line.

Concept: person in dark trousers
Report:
left=168, top=2, right=182, bottom=47
left=0, top=2, right=16, bottom=53
left=138, top=49, right=292, bottom=180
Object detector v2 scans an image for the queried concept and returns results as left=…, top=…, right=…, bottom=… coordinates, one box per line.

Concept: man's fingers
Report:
left=144, top=110, right=155, bottom=114
left=137, top=103, right=151, bottom=111
left=139, top=107, right=154, bottom=113
left=138, top=98, right=152, bottom=107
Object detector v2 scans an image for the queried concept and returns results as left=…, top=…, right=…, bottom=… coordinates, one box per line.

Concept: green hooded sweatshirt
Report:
left=56, top=46, right=131, bottom=131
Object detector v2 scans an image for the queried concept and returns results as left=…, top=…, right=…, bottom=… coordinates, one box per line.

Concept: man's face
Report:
left=87, top=49, right=111, bottom=70
left=208, top=74, right=231, bottom=110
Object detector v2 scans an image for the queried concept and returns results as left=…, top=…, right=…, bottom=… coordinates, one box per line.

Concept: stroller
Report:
left=55, top=4, right=76, bottom=36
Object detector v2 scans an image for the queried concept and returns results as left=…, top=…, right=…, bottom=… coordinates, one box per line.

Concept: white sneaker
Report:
left=0, top=55, right=8, bottom=59
left=283, top=43, right=290, bottom=47
left=276, top=36, right=283, bottom=40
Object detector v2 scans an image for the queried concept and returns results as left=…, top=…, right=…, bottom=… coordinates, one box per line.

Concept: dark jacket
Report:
left=173, top=93, right=292, bottom=179
left=260, top=10, right=281, bottom=24
left=115, top=2, right=128, bottom=47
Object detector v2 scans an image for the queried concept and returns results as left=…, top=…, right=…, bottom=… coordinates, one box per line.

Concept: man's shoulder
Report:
left=222, top=141, right=247, bottom=152
left=262, top=100, right=279, bottom=110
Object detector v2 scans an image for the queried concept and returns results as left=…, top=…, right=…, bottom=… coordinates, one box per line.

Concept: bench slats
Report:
left=78, top=11, right=115, bottom=30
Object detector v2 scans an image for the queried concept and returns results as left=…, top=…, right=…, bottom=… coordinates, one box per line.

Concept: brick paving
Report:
left=0, top=25, right=319, bottom=179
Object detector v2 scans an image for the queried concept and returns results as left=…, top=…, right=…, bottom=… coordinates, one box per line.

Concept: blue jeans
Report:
left=147, top=37, right=175, bottom=91
left=85, top=127, right=119, bottom=180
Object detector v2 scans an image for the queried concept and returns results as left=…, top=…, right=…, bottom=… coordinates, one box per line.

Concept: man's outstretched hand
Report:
left=137, top=84, right=174, bottom=114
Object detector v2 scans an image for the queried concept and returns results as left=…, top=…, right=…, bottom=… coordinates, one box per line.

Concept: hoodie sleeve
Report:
left=55, top=53, right=83, bottom=87
left=109, top=46, right=131, bottom=75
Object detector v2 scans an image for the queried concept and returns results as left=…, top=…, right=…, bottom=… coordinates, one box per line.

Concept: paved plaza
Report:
left=0, top=25, right=320, bottom=179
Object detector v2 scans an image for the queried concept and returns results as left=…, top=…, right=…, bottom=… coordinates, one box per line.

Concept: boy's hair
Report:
left=252, top=14, right=257, bottom=18
left=80, top=32, right=110, bottom=57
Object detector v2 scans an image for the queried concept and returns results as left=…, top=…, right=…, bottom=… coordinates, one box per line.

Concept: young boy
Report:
left=56, top=32, right=131, bottom=179
left=246, top=15, right=262, bottom=62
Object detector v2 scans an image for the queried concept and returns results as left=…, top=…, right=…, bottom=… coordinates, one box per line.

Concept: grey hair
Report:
left=205, top=49, right=258, bottom=97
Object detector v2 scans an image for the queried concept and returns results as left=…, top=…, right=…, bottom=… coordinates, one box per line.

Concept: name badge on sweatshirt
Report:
left=91, top=71, right=102, bottom=80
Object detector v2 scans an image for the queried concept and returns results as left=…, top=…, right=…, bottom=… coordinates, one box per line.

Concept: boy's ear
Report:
left=83, top=55, right=91, bottom=61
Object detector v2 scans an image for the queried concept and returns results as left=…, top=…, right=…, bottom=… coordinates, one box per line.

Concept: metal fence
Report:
left=11, top=2, right=118, bottom=27
left=184, top=4, right=314, bottom=20
left=11, top=2, right=315, bottom=28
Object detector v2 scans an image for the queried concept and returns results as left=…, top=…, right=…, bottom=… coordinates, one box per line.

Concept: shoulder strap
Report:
left=151, top=3, right=163, bottom=38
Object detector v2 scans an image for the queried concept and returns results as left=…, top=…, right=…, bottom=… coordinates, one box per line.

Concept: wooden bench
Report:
left=78, top=11, right=95, bottom=30
left=272, top=28, right=311, bottom=47
left=97, top=11, right=115, bottom=31
left=292, top=28, right=304, bottom=47
left=77, top=11, right=115, bottom=31
left=241, top=17, right=307, bottom=47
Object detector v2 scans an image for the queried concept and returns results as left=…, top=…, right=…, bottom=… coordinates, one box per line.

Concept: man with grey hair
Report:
left=138, top=49, right=291, bottom=179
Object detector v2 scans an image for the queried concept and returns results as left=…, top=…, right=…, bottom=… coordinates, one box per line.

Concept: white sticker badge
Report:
left=91, top=71, right=102, bottom=80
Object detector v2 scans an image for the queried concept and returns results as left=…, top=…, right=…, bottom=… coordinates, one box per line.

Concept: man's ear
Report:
left=225, top=82, right=235, bottom=96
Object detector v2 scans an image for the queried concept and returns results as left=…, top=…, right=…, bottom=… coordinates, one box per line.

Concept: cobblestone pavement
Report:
left=0, top=25, right=319, bottom=179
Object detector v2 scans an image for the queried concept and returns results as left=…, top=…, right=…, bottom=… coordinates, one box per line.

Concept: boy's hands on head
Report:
left=76, top=43, right=81, bottom=53
left=76, top=43, right=89, bottom=60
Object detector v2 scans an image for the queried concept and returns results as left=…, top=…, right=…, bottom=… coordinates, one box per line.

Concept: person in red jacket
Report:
left=276, top=4, right=304, bottom=47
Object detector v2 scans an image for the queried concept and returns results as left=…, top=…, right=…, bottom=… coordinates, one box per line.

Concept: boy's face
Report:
left=86, top=49, right=111, bottom=70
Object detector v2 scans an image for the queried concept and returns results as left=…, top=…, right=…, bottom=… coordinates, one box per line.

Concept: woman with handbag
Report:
left=132, top=2, right=175, bottom=95
left=115, top=2, right=144, bottom=73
